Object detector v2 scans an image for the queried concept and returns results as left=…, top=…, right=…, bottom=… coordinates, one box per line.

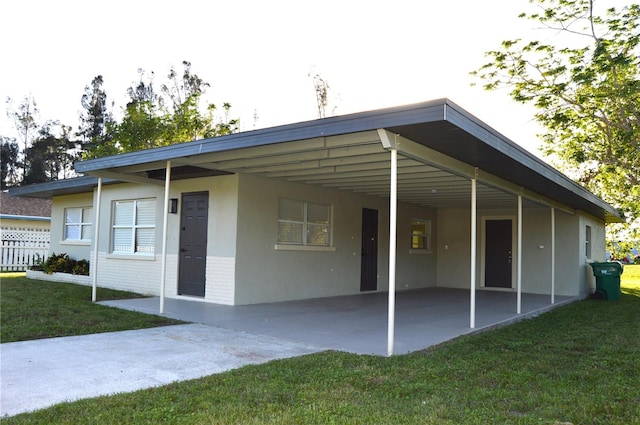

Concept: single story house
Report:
left=11, top=99, right=624, bottom=353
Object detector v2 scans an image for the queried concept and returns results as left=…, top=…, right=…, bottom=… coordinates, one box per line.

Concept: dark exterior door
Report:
left=360, top=208, right=378, bottom=291
left=178, top=192, right=209, bottom=297
left=485, top=219, right=512, bottom=288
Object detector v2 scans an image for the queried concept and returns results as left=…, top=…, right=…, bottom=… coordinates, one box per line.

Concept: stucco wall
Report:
left=48, top=173, right=607, bottom=303
left=90, top=176, right=240, bottom=302
left=165, top=175, right=239, bottom=304
left=50, top=193, right=94, bottom=260
left=435, top=205, right=603, bottom=297
left=233, top=174, right=437, bottom=305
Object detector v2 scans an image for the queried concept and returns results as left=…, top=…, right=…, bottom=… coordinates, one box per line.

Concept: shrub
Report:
left=31, top=253, right=90, bottom=276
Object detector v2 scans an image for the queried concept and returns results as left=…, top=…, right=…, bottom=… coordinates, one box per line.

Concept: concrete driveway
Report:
left=0, top=324, right=323, bottom=417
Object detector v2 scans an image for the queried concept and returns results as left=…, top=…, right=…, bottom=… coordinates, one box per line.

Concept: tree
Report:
left=6, top=95, right=39, bottom=179
left=0, top=136, right=20, bottom=189
left=471, top=0, right=640, bottom=241
left=78, top=75, right=116, bottom=159
left=160, top=61, right=239, bottom=142
left=24, top=121, right=75, bottom=184
left=112, top=61, right=238, bottom=153
left=308, top=69, right=340, bottom=118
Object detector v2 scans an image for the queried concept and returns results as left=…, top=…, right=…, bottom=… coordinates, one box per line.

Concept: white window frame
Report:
left=585, top=225, right=592, bottom=259
left=410, top=218, right=432, bottom=253
left=63, top=207, right=93, bottom=243
left=110, top=198, right=156, bottom=256
left=275, top=198, right=335, bottom=251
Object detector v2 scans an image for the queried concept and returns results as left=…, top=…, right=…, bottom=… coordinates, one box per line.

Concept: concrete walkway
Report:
left=1, top=288, right=575, bottom=417
left=0, top=324, right=322, bottom=417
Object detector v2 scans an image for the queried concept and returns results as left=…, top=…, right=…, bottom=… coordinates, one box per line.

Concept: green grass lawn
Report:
left=3, top=273, right=639, bottom=424
left=0, top=275, right=184, bottom=343
left=622, top=263, right=640, bottom=285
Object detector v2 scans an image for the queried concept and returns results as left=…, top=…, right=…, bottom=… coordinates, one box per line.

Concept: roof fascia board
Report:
left=0, top=214, right=51, bottom=222
left=7, top=176, right=117, bottom=198
left=73, top=102, right=447, bottom=173
left=443, top=102, right=621, bottom=219
left=381, top=129, right=576, bottom=215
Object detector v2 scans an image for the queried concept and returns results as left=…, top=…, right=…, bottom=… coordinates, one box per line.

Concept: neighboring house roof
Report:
left=0, top=191, right=51, bottom=221
left=9, top=99, right=625, bottom=223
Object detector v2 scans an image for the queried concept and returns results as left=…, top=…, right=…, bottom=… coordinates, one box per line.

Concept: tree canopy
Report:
left=471, top=0, right=640, bottom=242
left=1, top=61, right=239, bottom=187
left=102, top=61, right=239, bottom=157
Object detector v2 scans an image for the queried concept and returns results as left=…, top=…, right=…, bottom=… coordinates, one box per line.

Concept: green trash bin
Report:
left=589, top=262, right=623, bottom=300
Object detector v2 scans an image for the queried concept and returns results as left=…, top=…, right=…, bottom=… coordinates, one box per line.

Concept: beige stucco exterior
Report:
left=44, top=170, right=608, bottom=305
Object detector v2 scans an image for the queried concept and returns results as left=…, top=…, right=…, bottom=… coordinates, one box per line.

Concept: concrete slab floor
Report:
left=102, top=288, right=576, bottom=356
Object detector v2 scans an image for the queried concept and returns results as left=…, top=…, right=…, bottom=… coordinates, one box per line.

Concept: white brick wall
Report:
left=26, top=270, right=91, bottom=286
left=86, top=252, right=235, bottom=303
left=205, top=256, right=235, bottom=305
left=96, top=252, right=161, bottom=295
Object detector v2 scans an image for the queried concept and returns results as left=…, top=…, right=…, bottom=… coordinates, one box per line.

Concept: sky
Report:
left=0, top=0, right=612, bottom=159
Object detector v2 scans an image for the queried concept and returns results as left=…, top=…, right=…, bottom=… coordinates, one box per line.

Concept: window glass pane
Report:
left=136, top=200, right=155, bottom=225
left=307, top=224, right=329, bottom=246
left=279, top=198, right=304, bottom=222
left=81, top=225, right=93, bottom=240
left=307, top=203, right=329, bottom=224
left=66, top=225, right=81, bottom=240
left=411, top=219, right=430, bottom=249
left=82, top=208, right=93, bottom=223
left=114, top=201, right=134, bottom=226
left=135, top=228, right=155, bottom=253
left=66, top=208, right=81, bottom=224
left=113, top=228, right=132, bottom=253
left=278, top=222, right=303, bottom=244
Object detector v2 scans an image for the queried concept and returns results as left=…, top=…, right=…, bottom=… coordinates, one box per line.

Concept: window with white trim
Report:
left=111, top=199, right=156, bottom=255
left=411, top=218, right=431, bottom=250
left=64, top=207, right=93, bottom=241
left=278, top=198, right=331, bottom=246
left=585, top=225, right=592, bottom=258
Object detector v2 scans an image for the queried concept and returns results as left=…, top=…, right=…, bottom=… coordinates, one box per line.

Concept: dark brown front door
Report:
left=178, top=192, right=209, bottom=297
left=360, top=208, right=378, bottom=291
left=485, top=219, right=512, bottom=288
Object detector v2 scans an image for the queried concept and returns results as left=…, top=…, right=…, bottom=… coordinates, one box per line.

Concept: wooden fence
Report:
left=0, top=227, right=50, bottom=271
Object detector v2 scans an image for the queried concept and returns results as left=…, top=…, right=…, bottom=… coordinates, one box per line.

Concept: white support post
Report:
left=470, top=178, right=477, bottom=328
left=517, top=195, right=522, bottom=314
left=159, top=161, right=171, bottom=315
left=551, top=207, right=556, bottom=304
left=91, top=178, right=102, bottom=302
left=387, top=147, right=398, bottom=356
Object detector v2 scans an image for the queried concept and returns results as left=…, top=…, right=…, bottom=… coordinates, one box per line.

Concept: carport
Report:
left=14, top=99, right=623, bottom=356
left=72, top=99, right=622, bottom=355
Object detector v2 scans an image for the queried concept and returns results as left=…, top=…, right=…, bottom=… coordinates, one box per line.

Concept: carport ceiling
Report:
left=130, top=130, right=531, bottom=210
